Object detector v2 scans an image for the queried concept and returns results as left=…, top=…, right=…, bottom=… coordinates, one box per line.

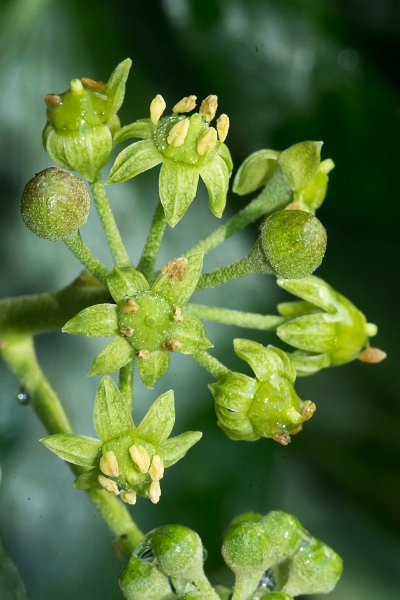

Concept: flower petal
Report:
left=234, top=338, right=296, bottom=382
left=62, top=304, right=118, bottom=337
left=89, top=337, right=133, bottom=376
left=108, top=139, right=163, bottom=183
left=233, top=149, right=279, bottom=195
left=135, top=390, right=175, bottom=445
left=277, top=314, right=337, bottom=354
left=200, top=154, right=230, bottom=218
left=40, top=434, right=101, bottom=467
left=218, top=142, right=233, bottom=174
left=106, top=58, right=132, bottom=118
left=113, top=119, right=155, bottom=144
left=151, top=253, right=203, bottom=306
left=93, top=375, right=133, bottom=441
left=159, top=159, right=199, bottom=227
left=107, top=266, right=149, bottom=303
left=138, top=349, right=169, bottom=388
left=173, top=316, right=212, bottom=354
left=159, top=431, right=202, bottom=467
left=277, top=276, right=338, bottom=313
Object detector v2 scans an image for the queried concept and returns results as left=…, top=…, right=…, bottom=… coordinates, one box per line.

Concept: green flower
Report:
left=210, top=339, right=315, bottom=445
left=62, top=254, right=212, bottom=388
left=108, top=93, right=233, bottom=226
left=43, top=58, right=131, bottom=181
left=233, top=141, right=334, bottom=214
left=41, top=376, right=202, bottom=505
left=276, top=276, right=384, bottom=375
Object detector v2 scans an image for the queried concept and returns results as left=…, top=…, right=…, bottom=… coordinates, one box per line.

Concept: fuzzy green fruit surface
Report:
left=21, top=167, right=90, bottom=241
left=260, top=210, right=327, bottom=278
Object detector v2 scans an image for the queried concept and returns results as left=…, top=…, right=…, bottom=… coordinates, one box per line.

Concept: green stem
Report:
left=0, top=335, right=143, bottom=552
left=119, top=360, right=134, bottom=413
left=0, top=275, right=110, bottom=337
left=184, top=304, right=287, bottom=331
left=64, top=232, right=109, bottom=285
left=231, top=573, right=261, bottom=600
left=193, top=350, right=229, bottom=379
left=137, top=201, right=167, bottom=282
left=183, top=167, right=292, bottom=257
left=91, top=177, right=131, bottom=268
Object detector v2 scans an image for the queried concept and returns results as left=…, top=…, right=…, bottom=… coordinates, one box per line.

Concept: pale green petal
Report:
left=234, top=339, right=295, bottom=382
left=106, top=58, right=132, bottom=118
left=138, top=349, right=169, bottom=388
left=40, top=434, right=100, bottom=467
left=151, top=253, right=203, bottom=306
left=159, top=159, right=199, bottom=227
left=107, top=266, right=149, bottom=303
left=74, top=470, right=100, bottom=490
left=289, top=351, right=330, bottom=376
left=218, top=142, right=233, bottom=174
left=173, top=316, right=212, bottom=354
left=277, top=276, right=338, bottom=313
left=200, top=154, right=230, bottom=218
left=277, top=314, right=337, bottom=354
left=278, top=141, right=322, bottom=193
left=113, top=119, right=155, bottom=144
left=135, top=390, right=175, bottom=445
left=233, top=148, right=279, bottom=195
left=62, top=304, right=118, bottom=337
left=93, top=375, right=133, bottom=441
left=159, top=431, right=202, bottom=467
left=108, top=139, right=163, bottom=183
left=89, top=337, right=133, bottom=376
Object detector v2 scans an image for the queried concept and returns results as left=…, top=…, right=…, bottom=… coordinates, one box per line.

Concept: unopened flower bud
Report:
left=21, top=168, right=90, bottom=241
left=259, top=210, right=327, bottom=279
left=119, top=556, right=172, bottom=600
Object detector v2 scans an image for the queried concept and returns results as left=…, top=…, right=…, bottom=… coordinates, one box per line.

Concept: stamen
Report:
left=129, top=444, right=151, bottom=473
left=120, top=327, right=134, bottom=337
left=98, top=475, right=120, bottom=495
left=216, top=114, right=230, bottom=142
left=44, top=94, right=62, bottom=107
left=173, top=95, right=197, bottom=113
left=172, top=307, right=184, bottom=322
left=150, top=94, right=166, bottom=125
left=120, top=490, right=137, bottom=505
left=272, top=432, right=291, bottom=446
left=165, top=337, right=181, bottom=352
left=100, top=450, right=120, bottom=477
left=197, top=127, right=218, bottom=156
left=302, top=400, right=317, bottom=422
left=137, top=349, right=150, bottom=360
left=167, top=118, right=190, bottom=147
left=121, top=298, right=139, bottom=313
left=200, top=95, right=218, bottom=121
left=149, top=479, right=162, bottom=504
left=149, top=455, right=164, bottom=481
left=80, top=77, right=106, bottom=90
left=358, top=347, right=387, bottom=364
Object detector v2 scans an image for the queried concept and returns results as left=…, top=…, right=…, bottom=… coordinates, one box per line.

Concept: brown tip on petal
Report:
left=272, top=432, right=291, bottom=446
left=81, top=77, right=106, bottom=90
left=44, top=94, right=62, bottom=106
left=358, top=347, right=387, bottom=364
left=302, top=400, right=317, bottom=422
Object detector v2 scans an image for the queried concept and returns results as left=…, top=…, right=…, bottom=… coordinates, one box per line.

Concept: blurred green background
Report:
left=0, top=0, right=399, bottom=598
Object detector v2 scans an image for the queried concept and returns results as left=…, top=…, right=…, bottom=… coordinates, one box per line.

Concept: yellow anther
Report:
left=301, top=400, right=317, bottom=422
left=216, top=114, right=230, bottom=143
left=100, top=450, right=120, bottom=478
left=358, top=347, right=387, bottom=364
left=149, top=455, right=164, bottom=481
left=120, top=490, right=137, bottom=505
left=172, top=307, right=184, bottom=322
left=129, top=444, right=151, bottom=473
left=200, top=95, right=218, bottom=121
left=165, top=337, right=181, bottom=352
left=197, top=127, right=218, bottom=156
left=162, top=257, right=188, bottom=281
left=150, top=94, right=166, bottom=125
left=121, top=298, right=139, bottom=313
left=173, top=95, right=197, bottom=113
left=120, top=327, right=134, bottom=337
left=149, top=479, right=162, bottom=504
left=167, top=118, right=190, bottom=147
left=44, top=94, right=62, bottom=106
left=98, top=475, right=120, bottom=495
left=137, top=349, right=150, bottom=360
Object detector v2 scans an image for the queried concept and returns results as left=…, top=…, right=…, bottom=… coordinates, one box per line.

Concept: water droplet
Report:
left=16, top=386, right=31, bottom=406
left=257, top=568, right=274, bottom=591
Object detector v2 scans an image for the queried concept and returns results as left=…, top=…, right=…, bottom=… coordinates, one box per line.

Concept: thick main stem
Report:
left=91, top=178, right=131, bottom=268
left=183, top=167, right=292, bottom=257
left=0, top=335, right=143, bottom=552
left=184, top=304, right=287, bottom=331
left=137, top=200, right=167, bottom=282
left=64, top=232, right=109, bottom=285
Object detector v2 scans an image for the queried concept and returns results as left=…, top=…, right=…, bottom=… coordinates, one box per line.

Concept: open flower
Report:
left=62, top=254, right=212, bottom=387
left=108, top=94, right=233, bottom=226
left=276, top=276, right=385, bottom=375
left=210, top=339, right=315, bottom=445
left=41, top=376, right=202, bottom=505
left=43, top=58, right=131, bottom=181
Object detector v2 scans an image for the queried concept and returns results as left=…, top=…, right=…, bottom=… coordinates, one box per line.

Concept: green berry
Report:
left=21, top=167, right=90, bottom=241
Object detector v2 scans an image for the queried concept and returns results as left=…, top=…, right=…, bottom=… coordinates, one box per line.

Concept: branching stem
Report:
left=193, top=350, right=229, bottom=379
left=137, top=200, right=167, bottom=282
left=184, top=304, right=287, bottom=330
left=64, top=232, right=109, bottom=285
